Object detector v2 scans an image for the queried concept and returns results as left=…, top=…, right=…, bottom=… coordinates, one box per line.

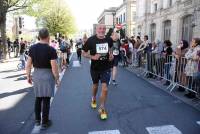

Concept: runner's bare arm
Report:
left=82, top=50, right=100, bottom=60
left=26, top=56, right=33, bottom=84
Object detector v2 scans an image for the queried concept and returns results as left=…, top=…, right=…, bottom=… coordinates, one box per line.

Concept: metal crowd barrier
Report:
left=133, top=52, right=200, bottom=96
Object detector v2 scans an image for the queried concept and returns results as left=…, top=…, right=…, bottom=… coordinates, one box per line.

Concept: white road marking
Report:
left=197, top=121, right=200, bottom=125
left=31, top=126, right=41, bottom=134
left=88, top=130, right=120, bottom=134
left=146, top=125, right=182, bottom=134
left=73, top=60, right=81, bottom=67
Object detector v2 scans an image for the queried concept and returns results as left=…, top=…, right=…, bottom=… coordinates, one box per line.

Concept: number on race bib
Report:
left=96, top=43, right=109, bottom=54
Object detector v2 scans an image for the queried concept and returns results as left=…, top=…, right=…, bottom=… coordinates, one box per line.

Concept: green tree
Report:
left=0, top=0, right=37, bottom=59
left=27, top=0, right=76, bottom=36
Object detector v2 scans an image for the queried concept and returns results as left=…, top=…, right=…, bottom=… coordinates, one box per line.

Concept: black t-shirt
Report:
left=112, top=40, right=121, bottom=56
left=20, top=42, right=26, bottom=54
left=14, top=41, right=19, bottom=47
left=29, top=43, right=57, bottom=69
left=164, top=46, right=173, bottom=62
left=82, top=35, right=113, bottom=71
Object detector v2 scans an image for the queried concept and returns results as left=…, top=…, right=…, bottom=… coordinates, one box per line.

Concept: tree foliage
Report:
left=26, top=0, right=76, bottom=36
left=0, top=0, right=36, bottom=59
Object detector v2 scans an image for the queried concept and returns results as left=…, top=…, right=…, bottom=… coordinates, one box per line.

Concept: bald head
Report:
left=96, top=24, right=106, bottom=39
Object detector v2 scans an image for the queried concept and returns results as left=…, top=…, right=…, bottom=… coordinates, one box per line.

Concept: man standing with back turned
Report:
left=82, top=24, right=113, bottom=120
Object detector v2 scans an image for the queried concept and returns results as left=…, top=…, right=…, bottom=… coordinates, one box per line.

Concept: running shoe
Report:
left=91, top=100, right=97, bottom=109
left=112, top=80, right=118, bottom=85
left=98, top=108, right=108, bottom=120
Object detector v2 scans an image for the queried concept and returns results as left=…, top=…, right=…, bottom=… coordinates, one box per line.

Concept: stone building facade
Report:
left=97, top=0, right=137, bottom=37
left=136, top=0, right=200, bottom=45
left=115, top=0, right=136, bottom=37
left=97, top=7, right=117, bottom=33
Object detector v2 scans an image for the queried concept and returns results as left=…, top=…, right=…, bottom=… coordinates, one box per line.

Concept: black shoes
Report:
left=163, top=81, right=170, bottom=86
left=184, top=92, right=196, bottom=99
left=112, top=80, right=118, bottom=85
left=177, top=86, right=185, bottom=92
left=41, top=120, right=52, bottom=130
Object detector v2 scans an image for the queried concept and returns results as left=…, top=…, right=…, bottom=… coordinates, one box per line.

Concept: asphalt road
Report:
left=38, top=55, right=200, bottom=134
left=1, top=54, right=200, bottom=134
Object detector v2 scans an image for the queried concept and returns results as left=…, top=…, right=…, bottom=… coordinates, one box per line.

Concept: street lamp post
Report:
left=112, top=12, right=116, bottom=28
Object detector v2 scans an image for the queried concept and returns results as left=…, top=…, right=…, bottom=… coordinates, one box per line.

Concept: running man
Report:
left=82, top=24, right=113, bottom=120
left=110, top=32, right=121, bottom=85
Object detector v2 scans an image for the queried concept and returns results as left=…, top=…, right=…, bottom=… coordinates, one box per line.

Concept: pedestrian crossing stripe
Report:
left=73, top=60, right=81, bottom=67
left=146, top=125, right=182, bottom=134
left=31, top=126, right=41, bottom=134
left=88, top=130, right=120, bottom=134
left=197, top=121, right=200, bottom=125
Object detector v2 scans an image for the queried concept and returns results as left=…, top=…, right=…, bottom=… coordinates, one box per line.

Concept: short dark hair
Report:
left=193, top=38, right=200, bottom=46
left=164, top=40, right=172, bottom=47
left=137, top=36, right=140, bottom=40
left=39, top=28, right=49, bottom=39
left=181, top=40, right=189, bottom=50
left=144, top=35, right=148, bottom=40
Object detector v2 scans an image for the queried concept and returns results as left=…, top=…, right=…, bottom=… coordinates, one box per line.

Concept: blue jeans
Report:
left=164, top=63, right=171, bottom=80
left=21, top=60, right=25, bottom=69
left=193, top=72, right=200, bottom=80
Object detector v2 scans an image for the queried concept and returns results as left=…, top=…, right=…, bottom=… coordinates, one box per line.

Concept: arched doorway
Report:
left=182, top=15, right=193, bottom=43
left=163, top=20, right=171, bottom=41
left=150, top=23, right=156, bottom=42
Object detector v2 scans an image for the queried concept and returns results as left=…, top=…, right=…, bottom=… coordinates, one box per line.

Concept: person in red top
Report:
left=120, top=39, right=129, bottom=66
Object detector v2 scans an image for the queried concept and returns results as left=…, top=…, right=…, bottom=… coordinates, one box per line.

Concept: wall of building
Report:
left=136, top=0, right=200, bottom=46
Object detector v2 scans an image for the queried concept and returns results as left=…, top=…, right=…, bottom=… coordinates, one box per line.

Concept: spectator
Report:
left=128, top=38, right=134, bottom=65
left=184, top=38, right=200, bottom=98
left=19, top=38, right=26, bottom=69
left=173, top=40, right=189, bottom=92
left=134, top=36, right=143, bottom=67
left=13, top=38, right=19, bottom=57
left=7, top=38, right=12, bottom=58
left=152, top=40, right=164, bottom=78
left=163, top=40, right=173, bottom=86
left=60, top=36, right=68, bottom=69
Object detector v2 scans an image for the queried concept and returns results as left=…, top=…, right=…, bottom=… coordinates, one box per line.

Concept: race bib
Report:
left=96, top=43, right=109, bottom=54
left=78, top=44, right=82, bottom=49
left=113, top=49, right=119, bottom=55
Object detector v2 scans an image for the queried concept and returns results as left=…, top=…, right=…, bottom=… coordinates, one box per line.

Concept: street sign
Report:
left=115, top=24, right=122, bottom=30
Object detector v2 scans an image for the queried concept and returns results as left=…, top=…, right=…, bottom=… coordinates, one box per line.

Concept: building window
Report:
left=116, top=18, right=118, bottom=24
left=182, top=15, right=193, bottom=43
left=169, top=0, right=172, bottom=7
left=154, top=3, right=158, bottom=12
left=163, top=20, right=171, bottom=40
left=132, top=11, right=136, bottom=21
left=121, top=15, right=123, bottom=23
left=123, top=13, right=126, bottom=22
left=150, top=23, right=156, bottom=42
